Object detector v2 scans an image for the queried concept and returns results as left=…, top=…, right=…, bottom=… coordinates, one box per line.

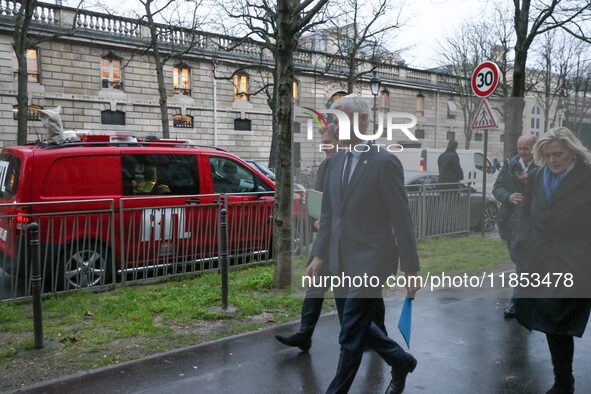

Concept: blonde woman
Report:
left=514, top=127, right=591, bottom=394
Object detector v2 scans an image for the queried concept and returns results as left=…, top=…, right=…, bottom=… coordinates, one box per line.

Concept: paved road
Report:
left=17, top=291, right=591, bottom=394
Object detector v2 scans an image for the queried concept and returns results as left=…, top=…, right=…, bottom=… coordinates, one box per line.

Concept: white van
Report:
left=393, top=148, right=498, bottom=192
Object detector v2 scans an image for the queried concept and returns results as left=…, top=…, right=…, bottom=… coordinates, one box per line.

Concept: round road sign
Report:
left=471, top=61, right=500, bottom=97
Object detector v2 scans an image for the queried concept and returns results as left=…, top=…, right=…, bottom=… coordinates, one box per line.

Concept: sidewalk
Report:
left=16, top=287, right=591, bottom=394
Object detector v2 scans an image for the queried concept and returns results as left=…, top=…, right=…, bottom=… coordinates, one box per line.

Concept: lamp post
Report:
left=369, top=71, right=381, bottom=133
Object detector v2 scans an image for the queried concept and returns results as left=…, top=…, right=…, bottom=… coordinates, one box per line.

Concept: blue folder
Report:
left=397, top=297, right=413, bottom=348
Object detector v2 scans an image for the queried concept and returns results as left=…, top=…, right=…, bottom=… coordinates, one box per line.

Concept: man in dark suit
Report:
left=492, top=134, right=537, bottom=317
left=275, top=125, right=339, bottom=351
left=437, top=140, right=463, bottom=185
left=307, top=94, right=420, bottom=394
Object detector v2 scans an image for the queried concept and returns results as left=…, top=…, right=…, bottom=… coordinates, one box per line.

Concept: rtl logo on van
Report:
left=299, top=107, right=418, bottom=152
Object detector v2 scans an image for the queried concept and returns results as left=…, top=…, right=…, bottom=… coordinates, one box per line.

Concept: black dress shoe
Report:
left=385, top=353, right=417, bottom=394
left=274, top=332, right=311, bottom=352
left=546, top=375, right=574, bottom=394
left=504, top=301, right=516, bottom=318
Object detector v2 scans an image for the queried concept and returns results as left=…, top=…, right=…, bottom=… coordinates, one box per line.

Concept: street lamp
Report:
left=369, top=71, right=381, bottom=132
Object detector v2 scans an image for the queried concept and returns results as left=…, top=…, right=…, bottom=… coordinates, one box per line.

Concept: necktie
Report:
left=341, top=152, right=353, bottom=194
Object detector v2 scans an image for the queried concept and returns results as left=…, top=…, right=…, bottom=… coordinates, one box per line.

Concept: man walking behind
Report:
left=437, top=140, right=464, bottom=185
left=307, top=94, right=420, bottom=394
left=275, top=125, right=339, bottom=351
left=493, top=134, right=537, bottom=317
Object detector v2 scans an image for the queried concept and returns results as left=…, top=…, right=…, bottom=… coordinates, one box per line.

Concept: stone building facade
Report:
left=2, top=2, right=574, bottom=170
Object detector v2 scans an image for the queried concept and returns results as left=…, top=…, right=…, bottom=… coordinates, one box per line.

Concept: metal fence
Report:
left=0, top=195, right=274, bottom=302
left=407, top=184, right=471, bottom=239
left=0, top=186, right=470, bottom=302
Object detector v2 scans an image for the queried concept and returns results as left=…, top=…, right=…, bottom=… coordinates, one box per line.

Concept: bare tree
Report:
left=505, top=0, right=591, bottom=157
left=220, top=0, right=327, bottom=169
left=437, top=22, right=496, bottom=148
left=268, top=0, right=328, bottom=288
left=530, top=30, right=573, bottom=133
left=13, top=0, right=82, bottom=145
left=137, top=0, right=204, bottom=138
left=320, top=0, right=404, bottom=93
left=562, top=42, right=591, bottom=139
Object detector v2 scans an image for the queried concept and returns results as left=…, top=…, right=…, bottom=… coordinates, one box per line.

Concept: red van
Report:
left=0, top=136, right=276, bottom=290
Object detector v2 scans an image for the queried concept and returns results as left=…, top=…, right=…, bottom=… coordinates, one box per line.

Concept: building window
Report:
left=312, top=35, right=326, bottom=52
left=474, top=133, right=483, bottom=142
left=234, top=118, right=251, bottom=131
left=415, top=128, right=425, bottom=139
left=416, top=94, right=425, bottom=117
left=101, top=110, right=125, bottom=125
left=173, top=114, right=193, bottom=128
left=380, top=89, right=390, bottom=109
left=446, top=131, right=455, bottom=140
left=173, top=63, right=191, bottom=95
left=294, top=122, right=301, bottom=133
left=447, top=99, right=457, bottom=119
left=531, top=104, right=541, bottom=137
left=293, top=80, right=300, bottom=105
left=233, top=72, right=249, bottom=101
left=12, top=104, right=42, bottom=121
left=101, top=54, right=122, bottom=89
left=500, top=134, right=504, bottom=142
left=13, top=48, right=40, bottom=83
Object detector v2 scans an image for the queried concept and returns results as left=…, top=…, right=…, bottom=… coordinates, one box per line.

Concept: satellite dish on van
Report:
left=38, top=106, right=65, bottom=144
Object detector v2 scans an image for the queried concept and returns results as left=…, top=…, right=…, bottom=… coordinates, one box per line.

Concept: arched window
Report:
left=233, top=72, right=249, bottom=101
left=173, top=62, right=191, bottom=95
left=531, top=104, right=541, bottom=137
left=327, top=91, right=347, bottom=108
left=173, top=114, right=193, bottom=128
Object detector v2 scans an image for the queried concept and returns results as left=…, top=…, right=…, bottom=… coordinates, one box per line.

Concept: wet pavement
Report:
left=16, top=288, right=591, bottom=394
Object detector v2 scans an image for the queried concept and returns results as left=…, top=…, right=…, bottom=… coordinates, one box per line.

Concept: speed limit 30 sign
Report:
left=471, top=61, right=500, bottom=97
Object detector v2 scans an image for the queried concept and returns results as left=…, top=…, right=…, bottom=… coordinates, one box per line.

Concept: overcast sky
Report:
left=63, top=0, right=493, bottom=70
left=396, top=0, right=493, bottom=68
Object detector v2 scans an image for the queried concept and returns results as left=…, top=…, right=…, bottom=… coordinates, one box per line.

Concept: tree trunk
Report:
left=145, top=3, right=170, bottom=138
left=506, top=43, right=527, bottom=158
left=14, top=0, right=36, bottom=145
left=346, top=57, right=356, bottom=93
left=272, top=0, right=294, bottom=289
left=505, top=1, right=529, bottom=158
left=268, top=66, right=280, bottom=169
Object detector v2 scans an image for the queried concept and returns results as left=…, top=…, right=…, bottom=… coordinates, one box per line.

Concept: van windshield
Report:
left=0, top=153, right=20, bottom=200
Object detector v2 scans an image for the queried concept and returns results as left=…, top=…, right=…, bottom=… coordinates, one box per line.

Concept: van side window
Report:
left=474, top=153, right=494, bottom=174
left=122, top=154, right=199, bottom=195
left=209, top=157, right=271, bottom=194
left=0, top=154, right=20, bottom=200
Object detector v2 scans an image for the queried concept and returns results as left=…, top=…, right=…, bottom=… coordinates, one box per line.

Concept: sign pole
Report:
left=480, top=129, right=489, bottom=237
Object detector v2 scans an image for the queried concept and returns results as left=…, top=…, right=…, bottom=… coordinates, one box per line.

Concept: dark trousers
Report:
left=326, top=296, right=406, bottom=394
left=299, top=289, right=387, bottom=338
left=546, top=334, right=574, bottom=384
left=299, top=255, right=387, bottom=338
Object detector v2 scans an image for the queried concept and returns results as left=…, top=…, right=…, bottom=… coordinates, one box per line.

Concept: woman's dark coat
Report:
left=514, top=160, right=591, bottom=337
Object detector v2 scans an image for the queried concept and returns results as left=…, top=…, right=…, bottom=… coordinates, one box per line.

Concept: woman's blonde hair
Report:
left=533, top=127, right=591, bottom=166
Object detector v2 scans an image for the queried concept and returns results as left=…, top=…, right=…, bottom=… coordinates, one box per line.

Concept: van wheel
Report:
left=481, top=204, right=498, bottom=232
left=61, top=241, right=112, bottom=289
